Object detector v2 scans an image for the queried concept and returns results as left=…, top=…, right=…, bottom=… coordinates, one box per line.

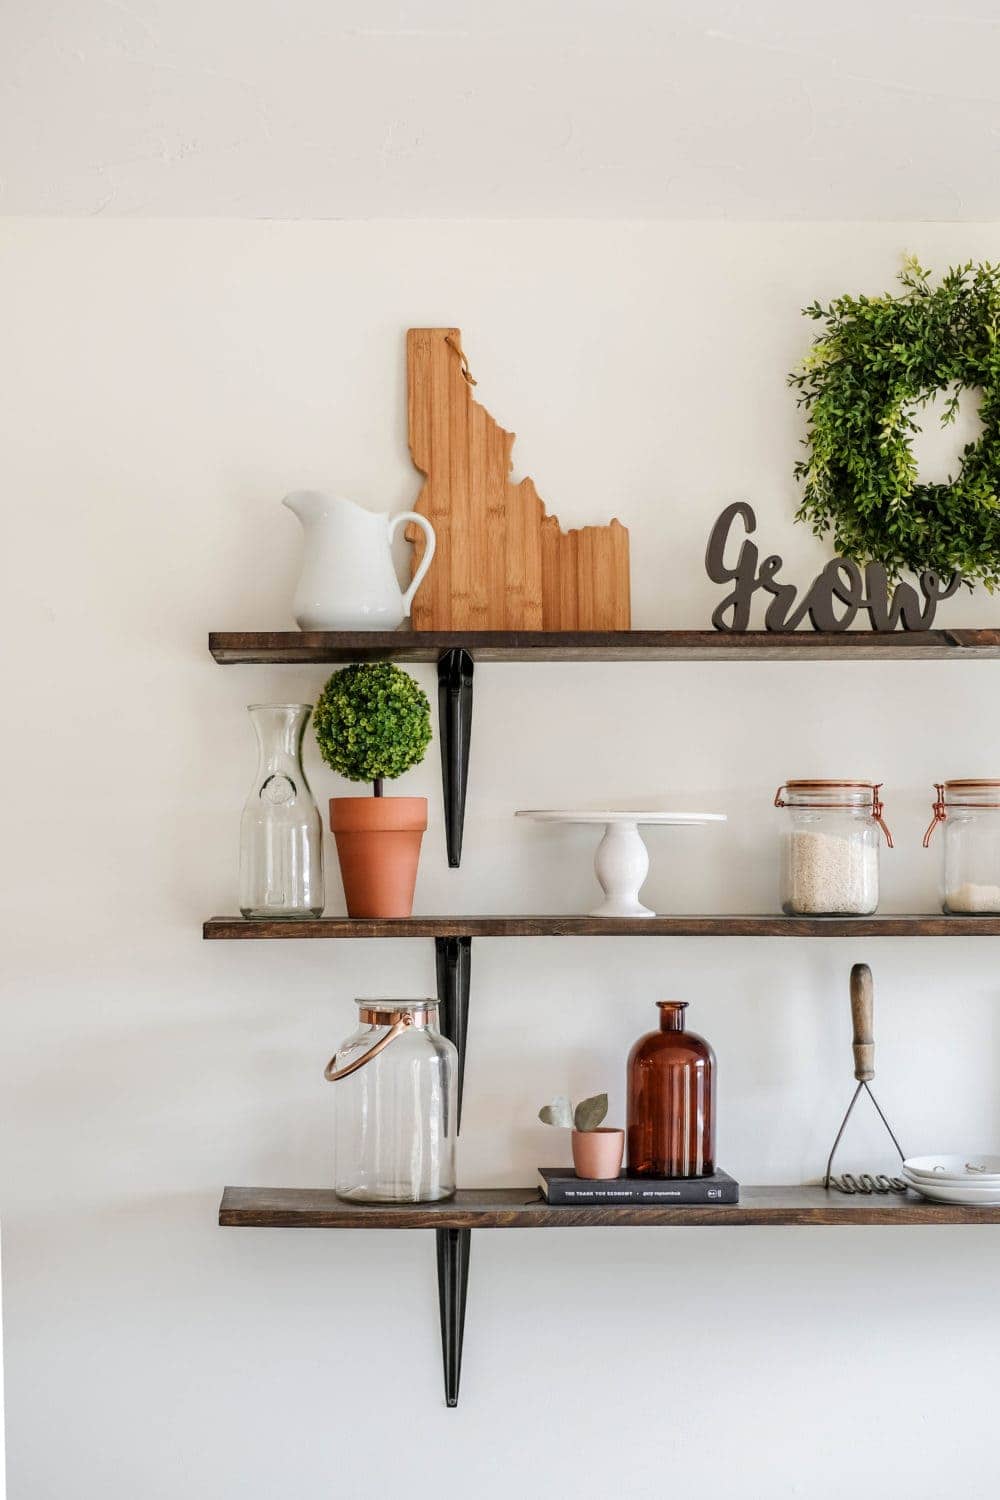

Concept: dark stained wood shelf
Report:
left=210, top=624, right=1000, bottom=1408
left=220, top=1184, right=1000, bottom=1228
left=210, top=628, right=1000, bottom=664
left=222, top=1181, right=1000, bottom=1401
left=204, top=913, right=1000, bottom=939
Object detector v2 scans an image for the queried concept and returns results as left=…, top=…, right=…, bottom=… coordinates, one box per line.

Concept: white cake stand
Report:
left=515, top=809, right=727, bottom=918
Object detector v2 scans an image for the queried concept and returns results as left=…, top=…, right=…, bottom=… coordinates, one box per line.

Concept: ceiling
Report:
left=2, top=0, right=999, bottom=218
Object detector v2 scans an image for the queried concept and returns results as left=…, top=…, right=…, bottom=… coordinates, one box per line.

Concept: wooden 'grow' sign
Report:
left=706, top=503, right=959, bottom=633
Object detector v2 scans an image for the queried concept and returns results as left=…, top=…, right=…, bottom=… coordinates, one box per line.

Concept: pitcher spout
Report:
left=282, top=489, right=328, bottom=524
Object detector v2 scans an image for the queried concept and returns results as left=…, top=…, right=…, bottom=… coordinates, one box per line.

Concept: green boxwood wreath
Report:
left=789, top=257, right=1000, bottom=591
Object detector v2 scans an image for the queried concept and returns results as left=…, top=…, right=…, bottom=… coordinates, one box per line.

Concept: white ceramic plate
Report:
left=903, top=1169, right=1000, bottom=1192
left=515, top=810, right=727, bottom=824
left=903, top=1175, right=1000, bottom=1205
left=903, top=1154, right=1000, bottom=1182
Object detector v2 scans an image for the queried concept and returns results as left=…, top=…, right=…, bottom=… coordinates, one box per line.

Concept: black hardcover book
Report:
left=537, top=1167, right=739, bottom=1205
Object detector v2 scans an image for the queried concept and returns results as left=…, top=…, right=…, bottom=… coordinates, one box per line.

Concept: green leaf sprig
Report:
left=538, top=1094, right=609, bottom=1132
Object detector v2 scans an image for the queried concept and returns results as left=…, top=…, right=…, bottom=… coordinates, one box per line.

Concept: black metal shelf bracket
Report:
left=435, top=936, right=472, bottom=1131
left=435, top=1227, right=471, bottom=1407
left=433, top=932, right=473, bottom=1405
left=437, top=648, right=474, bottom=868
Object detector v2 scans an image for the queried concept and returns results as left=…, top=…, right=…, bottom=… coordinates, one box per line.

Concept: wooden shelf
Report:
left=204, top=913, right=1000, bottom=939
left=209, top=626, right=1000, bottom=1405
left=220, top=1184, right=1000, bottom=1228
left=221, top=1181, right=1000, bottom=1401
left=210, top=628, right=1000, bottom=664
left=208, top=628, right=1000, bottom=868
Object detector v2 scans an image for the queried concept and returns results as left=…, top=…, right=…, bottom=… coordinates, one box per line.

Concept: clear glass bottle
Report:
left=924, top=780, right=1000, bottom=913
left=774, top=780, right=892, bottom=916
left=239, top=704, right=324, bottom=919
left=326, top=1000, right=457, bottom=1203
left=627, top=1001, right=715, bottom=1178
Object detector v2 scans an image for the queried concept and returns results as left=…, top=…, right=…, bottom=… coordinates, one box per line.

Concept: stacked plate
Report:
left=902, top=1155, right=1000, bottom=1205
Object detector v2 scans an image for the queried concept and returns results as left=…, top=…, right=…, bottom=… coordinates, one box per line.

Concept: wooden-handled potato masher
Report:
left=824, top=964, right=907, bottom=1194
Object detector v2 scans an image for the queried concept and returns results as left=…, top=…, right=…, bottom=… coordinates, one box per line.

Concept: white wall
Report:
left=2, top=220, right=1000, bottom=1500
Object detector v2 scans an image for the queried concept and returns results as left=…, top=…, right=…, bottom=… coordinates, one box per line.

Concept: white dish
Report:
left=903, top=1175, right=1000, bottom=1206
left=515, top=809, right=727, bottom=917
left=903, top=1154, right=1000, bottom=1182
left=903, top=1169, right=1000, bottom=1193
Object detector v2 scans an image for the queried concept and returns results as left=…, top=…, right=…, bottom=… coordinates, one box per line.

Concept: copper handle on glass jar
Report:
left=850, top=963, right=875, bottom=1082
left=870, top=784, right=893, bottom=848
left=324, top=1012, right=414, bottom=1082
left=923, top=784, right=948, bottom=847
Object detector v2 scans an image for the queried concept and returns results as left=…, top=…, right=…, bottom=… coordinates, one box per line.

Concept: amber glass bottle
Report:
left=627, top=1001, right=715, bottom=1177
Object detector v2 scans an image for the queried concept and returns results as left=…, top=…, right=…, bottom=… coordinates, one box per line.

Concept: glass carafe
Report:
left=239, top=704, right=324, bottom=919
left=326, top=1000, right=457, bottom=1203
left=627, top=1001, right=715, bottom=1177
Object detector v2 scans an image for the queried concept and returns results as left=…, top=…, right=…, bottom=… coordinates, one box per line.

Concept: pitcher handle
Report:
left=389, top=511, right=436, bottom=616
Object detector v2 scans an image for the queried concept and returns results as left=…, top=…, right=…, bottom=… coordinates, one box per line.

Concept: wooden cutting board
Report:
left=406, top=328, right=630, bottom=630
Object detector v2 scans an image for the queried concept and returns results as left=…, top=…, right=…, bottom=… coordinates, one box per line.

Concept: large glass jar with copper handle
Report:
left=627, top=1001, right=715, bottom=1178
left=924, top=780, right=1000, bottom=913
left=774, top=780, right=892, bottom=916
left=325, top=999, right=457, bottom=1203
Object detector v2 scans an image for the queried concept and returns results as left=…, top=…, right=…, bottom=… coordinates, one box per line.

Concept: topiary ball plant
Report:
left=313, top=662, right=432, bottom=797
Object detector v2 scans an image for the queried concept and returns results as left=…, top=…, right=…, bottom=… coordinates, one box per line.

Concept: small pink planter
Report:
left=571, top=1127, right=625, bottom=1180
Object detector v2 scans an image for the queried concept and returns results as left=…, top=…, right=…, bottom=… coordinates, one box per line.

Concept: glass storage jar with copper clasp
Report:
left=923, top=781, right=1000, bottom=914
left=774, top=781, right=893, bottom=916
left=325, top=999, right=457, bottom=1203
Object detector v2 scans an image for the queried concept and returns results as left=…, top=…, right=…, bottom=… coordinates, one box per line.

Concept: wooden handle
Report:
left=850, top=963, right=875, bottom=1081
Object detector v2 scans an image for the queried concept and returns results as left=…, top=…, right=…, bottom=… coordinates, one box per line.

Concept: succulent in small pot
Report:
left=538, top=1092, right=625, bottom=1180
left=314, top=662, right=432, bottom=918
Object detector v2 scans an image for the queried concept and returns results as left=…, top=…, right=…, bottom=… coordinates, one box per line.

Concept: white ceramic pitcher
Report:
left=283, top=492, right=436, bottom=631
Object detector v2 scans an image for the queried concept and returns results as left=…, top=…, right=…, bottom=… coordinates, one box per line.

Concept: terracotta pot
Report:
left=571, top=1127, right=625, bottom=1181
left=330, top=796, right=427, bottom=918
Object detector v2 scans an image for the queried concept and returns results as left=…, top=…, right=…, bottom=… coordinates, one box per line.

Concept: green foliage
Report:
left=573, top=1093, right=608, bottom=1131
left=313, top=662, right=431, bottom=787
left=538, top=1093, right=609, bottom=1132
left=789, top=257, right=1000, bottom=590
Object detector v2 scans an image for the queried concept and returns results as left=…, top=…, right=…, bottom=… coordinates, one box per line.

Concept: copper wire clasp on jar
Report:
left=774, top=780, right=893, bottom=917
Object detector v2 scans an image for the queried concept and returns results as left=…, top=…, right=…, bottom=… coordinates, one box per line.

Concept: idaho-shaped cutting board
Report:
left=406, top=328, right=630, bottom=631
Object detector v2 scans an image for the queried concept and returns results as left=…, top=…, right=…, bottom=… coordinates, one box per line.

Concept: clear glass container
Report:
left=627, top=1001, right=715, bottom=1177
left=924, top=780, right=1000, bottom=913
left=774, top=780, right=892, bottom=916
left=326, top=1000, right=457, bottom=1203
left=239, top=704, right=324, bottom=919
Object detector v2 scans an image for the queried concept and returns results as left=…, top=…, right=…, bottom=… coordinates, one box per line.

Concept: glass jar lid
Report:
left=774, top=781, right=892, bottom=845
left=923, top=782, right=1000, bottom=845
left=357, top=998, right=439, bottom=1025
left=776, top=779, right=877, bottom=801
